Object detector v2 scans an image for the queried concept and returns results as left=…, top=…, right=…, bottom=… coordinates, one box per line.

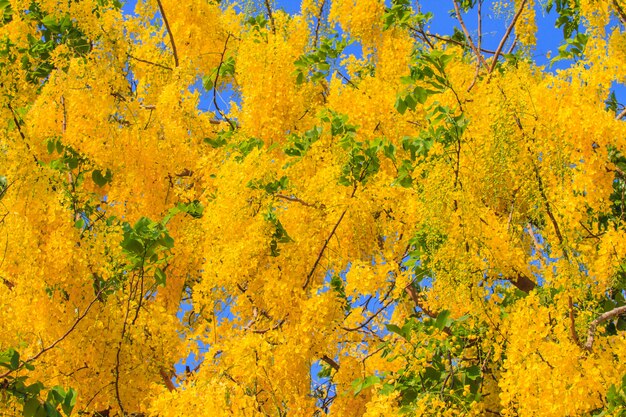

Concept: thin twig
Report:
left=0, top=289, right=104, bottom=379
left=616, top=107, right=626, bottom=120
left=7, top=103, right=39, bottom=164
left=452, top=0, right=488, bottom=68
left=127, top=53, right=173, bottom=71
left=313, top=0, right=327, bottom=47
left=487, top=0, right=527, bottom=75
left=410, top=29, right=497, bottom=54
left=585, top=305, right=626, bottom=350
left=213, top=33, right=236, bottom=130
left=264, top=0, right=276, bottom=34
left=155, top=0, right=179, bottom=67
left=275, top=194, right=319, bottom=208
left=302, top=208, right=348, bottom=289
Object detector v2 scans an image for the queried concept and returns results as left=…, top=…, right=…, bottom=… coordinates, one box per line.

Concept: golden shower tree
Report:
left=1, top=0, right=626, bottom=415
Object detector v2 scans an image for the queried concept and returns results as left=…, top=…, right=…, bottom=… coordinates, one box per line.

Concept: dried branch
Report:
left=155, top=0, right=179, bottom=67
left=585, top=305, right=626, bottom=350
left=488, top=0, right=528, bottom=75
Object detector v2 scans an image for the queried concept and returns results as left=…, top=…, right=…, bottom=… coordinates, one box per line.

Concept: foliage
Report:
left=1, top=0, right=626, bottom=416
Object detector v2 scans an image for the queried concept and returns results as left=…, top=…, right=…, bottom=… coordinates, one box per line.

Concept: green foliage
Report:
left=264, top=209, right=293, bottom=257
left=284, top=126, right=322, bottom=157
left=383, top=0, right=432, bottom=31
left=120, top=217, right=174, bottom=286
left=379, top=312, right=484, bottom=412
left=0, top=3, right=91, bottom=84
left=395, top=50, right=453, bottom=114
left=1, top=348, right=77, bottom=417
left=294, top=36, right=347, bottom=85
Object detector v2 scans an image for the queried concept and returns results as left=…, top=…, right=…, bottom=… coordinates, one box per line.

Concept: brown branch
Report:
left=7, top=102, right=39, bottom=164
left=342, top=284, right=395, bottom=331
left=302, top=208, right=348, bottom=289
left=452, top=0, right=488, bottom=68
left=264, top=0, right=276, bottom=34
left=616, top=107, right=626, bottom=120
left=213, top=33, right=236, bottom=130
left=155, top=0, right=179, bottom=67
left=159, top=367, right=176, bottom=392
left=612, top=0, right=626, bottom=26
left=569, top=296, right=581, bottom=346
left=585, top=305, right=626, bottom=350
left=487, top=0, right=528, bottom=75
left=312, top=0, right=327, bottom=47
left=410, top=29, right=497, bottom=54
left=405, top=283, right=437, bottom=318
left=127, top=54, right=173, bottom=71
left=510, top=270, right=536, bottom=293
left=321, top=355, right=339, bottom=371
left=275, top=194, right=320, bottom=208
left=533, top=164, right=568, bottom=260
left=0, top=289, right=104, bottom=379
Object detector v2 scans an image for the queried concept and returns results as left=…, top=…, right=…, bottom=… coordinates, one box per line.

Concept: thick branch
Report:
left=585, top=305, right=626, bottom=350
left=510, top=270, right=536, bottom=293
left=569, top=296, right=581, bottom=346
left=159, top=367, right=176, bottom=392
left=321, top=354, right=339, bottom=371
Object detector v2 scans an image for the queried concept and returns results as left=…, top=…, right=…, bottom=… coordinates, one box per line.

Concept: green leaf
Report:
left=0, top=348, right=20, bottom=370
left=434, top=309, right=451, bottom=330
left=155, top=267, right=166, bottom=286
left=353, top=375, right=381, bottom=395
left=62, top=387, right=77, bottom=416
left=395, top=97, right=407, bottom=114
left=91, top=169, right=112, bottom=187
left=121, top=237, right=144, bottom=255
left=23, top=397, right=41, bottom=417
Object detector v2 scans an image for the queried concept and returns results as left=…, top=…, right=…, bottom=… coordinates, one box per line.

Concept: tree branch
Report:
left=452, top=0, right=488, bottom=68
left=264, top=0, right=276, bottom=34
left=585, top=305, right=626, bottom=350
left=155, top=0, right=179, bottom=67
left=321, top=354, right=339, bottom=371
left=488, top=0, right=527, bottom=75
left=213, top=33, right=236, bottom=130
